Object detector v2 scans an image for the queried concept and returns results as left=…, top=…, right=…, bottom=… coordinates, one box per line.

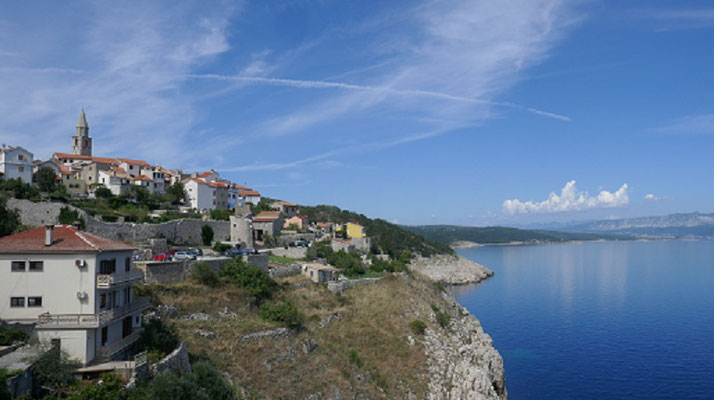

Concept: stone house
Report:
left=331, top=239, right=356, bottom=253
left=252, top=211, right=284, bottom=242
left=283, top=215, right=307, bottom=230
left=60, top=165, right=87, bottom=197
left=98, top=167, right=130, bottom=195
left=0, top=225, right=148, bottom=366
left=0, top=145, right=33, bottom=183
left=272, top=201, right=298, bottom=217
left=302, top=263, right=339, bottom=283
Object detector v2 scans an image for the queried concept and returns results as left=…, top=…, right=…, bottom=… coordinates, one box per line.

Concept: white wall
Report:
left=0, top=147, right=33, bottom=183
left=37, top=329, right=90, bottom=364
left=185, top=180, right=215, bottom=212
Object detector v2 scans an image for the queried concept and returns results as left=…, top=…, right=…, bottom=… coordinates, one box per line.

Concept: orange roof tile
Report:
left=133, top=175, right=152, bottom=181
left=197, top=171, right=214, bottom=178
left=239, top=190, right=260, bottom=196
left=0, top=225, right=135, bottom=254
left=276, top=201, right=296, bottom=206
left=116, top=158, right=150, bottom=167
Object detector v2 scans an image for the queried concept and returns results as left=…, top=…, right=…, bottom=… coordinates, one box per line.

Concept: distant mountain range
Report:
left=556, top=212, right=714, bottom=239
left=402, top=225, right=628, bottom=246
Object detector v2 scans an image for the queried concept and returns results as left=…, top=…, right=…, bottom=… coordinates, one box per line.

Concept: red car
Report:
left=153, top=253, right=172, bottom=262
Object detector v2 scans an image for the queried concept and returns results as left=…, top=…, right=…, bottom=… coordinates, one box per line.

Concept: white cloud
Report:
left=503, top=180, right=630, bottom=215
left=644, top=193, right=660, bottom=201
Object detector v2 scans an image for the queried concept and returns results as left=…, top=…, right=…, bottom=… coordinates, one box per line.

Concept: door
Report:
left=101, top=327, right=108, bottom=346
left=122, top=316, right=132, bottom=338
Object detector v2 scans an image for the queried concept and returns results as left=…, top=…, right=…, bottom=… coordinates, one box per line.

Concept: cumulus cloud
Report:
left=503, top=181, right=630, bottom=214
left=644, top=193, right=660, bottom=201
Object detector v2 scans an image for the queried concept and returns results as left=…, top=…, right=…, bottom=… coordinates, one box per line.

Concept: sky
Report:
left=1, top=0, right=713, bottom=226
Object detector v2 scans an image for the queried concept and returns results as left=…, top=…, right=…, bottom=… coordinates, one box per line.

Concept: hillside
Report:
left=144, top=270, right=506, bottom=399
left=403, top=225, right=626, bottom=246
left=560, top=212, right=714, bottom=239
left=299, top=204, right=454, bottom=256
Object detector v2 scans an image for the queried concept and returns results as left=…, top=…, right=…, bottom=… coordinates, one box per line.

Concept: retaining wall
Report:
left=327, top=277, right=382, bottom=294
left=136, top=257, right=233, bottom=284
left=152, top=341, right=191, bottom=376
left=269, top=247, right=308, bottom=259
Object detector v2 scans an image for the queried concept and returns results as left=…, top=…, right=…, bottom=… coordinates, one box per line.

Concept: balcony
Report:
left=96, top=328, right=143, bottom=362
left=96, top=269, right=144, bottom=289
left=36, top=297, right=151, bottom=329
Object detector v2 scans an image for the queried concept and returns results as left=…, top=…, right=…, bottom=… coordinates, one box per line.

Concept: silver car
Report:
left=173, top=251, right=197, bottom=260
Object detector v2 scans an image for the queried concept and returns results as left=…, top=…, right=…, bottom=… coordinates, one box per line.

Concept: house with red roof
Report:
left=284, top=215, right=308, bottom=230
left=239, top=189, right=261, bottom=205
left=272, top=200, right=298, bottom=217
left=252, top=211, right=284, bottom=241
left=0, top=225, right=148, bottom=365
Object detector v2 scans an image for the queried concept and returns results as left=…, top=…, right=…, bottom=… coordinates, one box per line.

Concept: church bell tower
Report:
left=71, top=108, right=92, bottom=156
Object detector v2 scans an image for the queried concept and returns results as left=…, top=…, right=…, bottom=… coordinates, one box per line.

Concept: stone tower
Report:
left=71, top=108, right=92, bottom=156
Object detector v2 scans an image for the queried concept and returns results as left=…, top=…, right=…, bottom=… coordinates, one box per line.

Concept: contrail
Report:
left=187, top=73, right=571, bottom=122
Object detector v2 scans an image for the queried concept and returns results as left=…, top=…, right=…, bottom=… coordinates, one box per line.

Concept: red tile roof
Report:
left=197, top=171, right=214, bottom=178
left=239, top=190, right=260, bottom=196
left=116, top=158, right=150, bottom=168
left=133, top=175, right=152, bottom=181
left=253, top=211, right=281, bottom=222
left=0, top=225, right=135, bottom=254
left=276, top=201, right=296, bottom=206
left=233, top=184, right=250, bottom=190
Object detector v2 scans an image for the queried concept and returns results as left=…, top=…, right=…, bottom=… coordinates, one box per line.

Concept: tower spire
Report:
left=76, top=107, right=88, bottom=130
left=72, top=108, right=92, bottom=156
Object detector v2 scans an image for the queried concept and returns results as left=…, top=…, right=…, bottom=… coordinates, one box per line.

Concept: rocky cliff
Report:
left=409, top=254, right=494, bottom=285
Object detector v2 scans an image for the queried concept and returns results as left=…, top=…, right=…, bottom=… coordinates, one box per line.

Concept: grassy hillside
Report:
left=403, top=225, right=627, bottom=246
left=143, top=272, right=459, bottom=399
left=299, top=204, right=453, bottom=257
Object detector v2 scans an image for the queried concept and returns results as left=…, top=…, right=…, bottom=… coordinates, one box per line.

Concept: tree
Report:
left=0, top=368, right=11, bottom=400
left=58, top=206, right=85, bottom=229
left=0, top=198, right=19, bottom=237
left=201, top=225, right=214, bottom=246
left=32, top=347, right=81, bottom=395
left=35, top=166, right=58, bottom=192
left=95, top=186, right=113, bottom=199
left=166, top=183, right=186, bottom=205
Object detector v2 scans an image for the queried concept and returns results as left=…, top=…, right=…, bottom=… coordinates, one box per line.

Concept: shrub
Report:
left=0, top=197, right=19, bottom=238
left=190, top=262, right=220, bottom=288
left=145, top=369, right=209, bottom=400
left=31, top=348, right=81, bottom=393
left=0, top=325, right=28, bottom=345
left=35, top=166, right=58, bottom=192
left=213, top=242, right=232, bottom=253
left=66, top=372, right=123, bottom=400
left=410, top=319, right=427, bottom=335
left=94, top=186, right=113, bottom=199
left=0, top=368, right=11, bottom=400
left=166, top=182, right=186, bottom=205
left=348, top=349, right=363, bottom=368
left=201, top=225, right=214, bottom=246
left=221, top=259, right=277, bottom=303
left=58, top=206, right=85, bottom=229
left=260, top=301, right=301, bottom=329
left=101, top=214, right=118, bottom=222
left=189, top=361, right=234, bottom=400
left=431, top=304, right=451, bottom=329
left=209, top=209, right=231, bottom=221
left=138, top=319, right=179, bottom=356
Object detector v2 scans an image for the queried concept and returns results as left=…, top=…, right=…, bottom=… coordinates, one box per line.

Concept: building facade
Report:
left=71, top=109, right=92, bottom=156
left=0, top=146, right=34, bottom=183
left=0, top=226, right=148, bottom=365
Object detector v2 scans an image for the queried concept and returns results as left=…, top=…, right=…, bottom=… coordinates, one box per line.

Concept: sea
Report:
left=453, top=240, right=714, bottom=400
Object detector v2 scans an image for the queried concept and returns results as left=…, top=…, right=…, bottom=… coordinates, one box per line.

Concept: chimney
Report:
left=45, top=225, right=54, bottom=246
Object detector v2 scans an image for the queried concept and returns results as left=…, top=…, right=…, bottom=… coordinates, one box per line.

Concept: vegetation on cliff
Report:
left=300, top=204, right=453, bottom=257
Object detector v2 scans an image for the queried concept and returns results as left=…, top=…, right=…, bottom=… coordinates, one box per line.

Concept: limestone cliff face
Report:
left=424, top=292, right=507, bottom=400
left=409, top=254, right=494, bottom=285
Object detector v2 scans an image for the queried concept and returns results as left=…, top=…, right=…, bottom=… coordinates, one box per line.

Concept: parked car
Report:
left=289, top=240, right=310, bottom=248
left=174, top=251, right=197, bottom=260
left=225, top=248, right=258, bottom=257
left=153, top=253, right=172, bottom=262
left=189, top=248, right=203, bottom=257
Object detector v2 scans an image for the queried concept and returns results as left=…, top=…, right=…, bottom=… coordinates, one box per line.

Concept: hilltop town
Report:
left=0, top=110, right=503, bottom=400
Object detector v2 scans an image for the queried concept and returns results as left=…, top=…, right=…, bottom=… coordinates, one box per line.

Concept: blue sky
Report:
left=1, top=1, right=713, bottom=226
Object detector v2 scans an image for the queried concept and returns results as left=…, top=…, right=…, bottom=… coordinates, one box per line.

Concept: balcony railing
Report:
left=96, top=328, right=144, bottom=361
left=36, top=297, right=151, bottom=329
left=96, top=269, right=144, bottom=289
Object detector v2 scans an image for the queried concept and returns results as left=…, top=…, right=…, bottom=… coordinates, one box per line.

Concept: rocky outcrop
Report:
left=238, top=328, right=293, bottom=343
left=424, top=294, right=506, bottom=400
left=409, top=255, right=493, bottom=285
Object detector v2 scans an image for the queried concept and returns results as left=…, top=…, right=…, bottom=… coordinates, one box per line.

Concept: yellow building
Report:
left=342, top=222, right=366, bottom=239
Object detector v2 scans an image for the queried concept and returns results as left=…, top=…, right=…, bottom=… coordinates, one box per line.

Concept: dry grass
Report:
left=149, top=273, right=450, bottom=399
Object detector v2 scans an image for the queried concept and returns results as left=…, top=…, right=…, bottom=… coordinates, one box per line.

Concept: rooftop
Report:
left=0, top=225, right=136, bottom=254
left=239, top=190, right=260, bottom=196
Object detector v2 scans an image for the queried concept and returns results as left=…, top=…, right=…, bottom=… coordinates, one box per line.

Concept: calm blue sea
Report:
left=453, top=240, right=714, bottom=400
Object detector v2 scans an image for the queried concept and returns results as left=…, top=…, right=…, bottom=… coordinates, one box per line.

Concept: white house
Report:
left=0, top=225, right=148, bottom=365
left=183, top=178, right=215, bottom=212
left=239, top=189, right=261, bottom=205
left=139, top=165, right=166, bottom=195
left=98, top=167, right=130, bottom=195
left=0, top=145, right=34, bottom=183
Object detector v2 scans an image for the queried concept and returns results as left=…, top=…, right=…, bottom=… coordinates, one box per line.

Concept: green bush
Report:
left=94, top=187, right=113, bottom=199
left=260, top=302, right=302, bottom=329
left=431, top=304, right=451, bottom=329
left=221, top=259, right=277, bottom=303
left=138, top=319, right=179, bottom=356
left=35, top=166, right=58, bottom=192
left=212, top=242, right=232, bottom=253
left=101, top=214, right=118, bottom=222
left=189, top=360, right=234, bottom=400
left=410, top=319, right=427, bottom=335
left=190, top=262, right=220, bottom=288
left=31, top=348, right=81, bottom=392
left=0, top=178, right=40, bottom=201
left=201, top=225, right=214, bottom=246
left=348, top=349, right=363, bottom=368
left=0, top=325, right=28, bottom=345
left=0, top=368, right=11, bottom=400
left=58, top=206, right=85, bottom=229
left=66, top=372, right=123, bottom=400
left=209, top=209, right=231, bottom=221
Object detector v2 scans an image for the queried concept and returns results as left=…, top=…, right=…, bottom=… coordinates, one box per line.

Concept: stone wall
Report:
left=276, top=233, right=316, bottom=247
left=7, top=198, right=230, bottom=246
left=136, top=257, right=233, bottom=284
left=244, top=253, right=268, bottom=270
left=268, top=263, right=302, bottom=278
left=152, top=341, right=191, bottom=376
left=269, top=247, right=308, bottom=259
left=327, top=277, right=382, bottom=294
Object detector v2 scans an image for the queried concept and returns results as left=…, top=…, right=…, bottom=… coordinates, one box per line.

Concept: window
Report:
left=29, top=261, right=43, bottom=272
left=18, top=166, right=24, bottom=173
left=100, top=294, right=106, bottom=309
left=18, top=154, right=24, bottom=161
left=11, top=261, right=25, bottom=272
left=27, top=297, right=42, bottom=307
left=125, top=258, right=131, bottom=272
left=10, top=297, right=24, bottom=307
left=99, top=259, right=116, bottom=274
